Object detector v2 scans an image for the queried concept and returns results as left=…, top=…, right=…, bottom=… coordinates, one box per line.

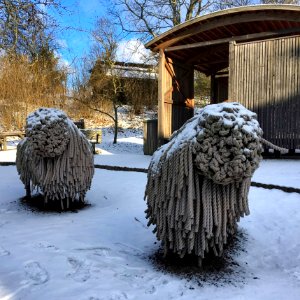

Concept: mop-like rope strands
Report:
left=16, top=108, right=94, bottom=208
left=145, top=102, right=263, bottom=265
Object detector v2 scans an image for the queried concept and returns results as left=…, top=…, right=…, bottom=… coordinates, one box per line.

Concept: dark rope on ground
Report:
left=0, top=162, right=299, bottom=194
left=93, top=164, right=148, bottom=173
left=0, top=162, right=16, bottom=166
left=250, top=181, right=300, bottom=194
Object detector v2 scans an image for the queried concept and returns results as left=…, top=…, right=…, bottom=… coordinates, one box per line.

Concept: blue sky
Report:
left=51, top=0, right=152, bottom=69
left=51, top=0, right=105, bottom=65
left=50, top=0, right=269, bottom=68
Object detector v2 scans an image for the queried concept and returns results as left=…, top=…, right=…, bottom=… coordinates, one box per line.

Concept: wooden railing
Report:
left=0, top=131, right=25, bottom=151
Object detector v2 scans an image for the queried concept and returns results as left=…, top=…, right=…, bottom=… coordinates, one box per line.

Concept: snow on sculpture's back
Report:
left=145, top=102, right=263, bottom=265
left=16, top=108, right=94, bottom=210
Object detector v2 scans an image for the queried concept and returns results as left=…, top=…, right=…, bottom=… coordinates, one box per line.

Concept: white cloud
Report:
left=116, top=39, right=156, bottom=64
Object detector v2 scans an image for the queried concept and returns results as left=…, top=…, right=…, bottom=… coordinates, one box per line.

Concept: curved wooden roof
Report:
left=145, top=5, right=300, bottom=74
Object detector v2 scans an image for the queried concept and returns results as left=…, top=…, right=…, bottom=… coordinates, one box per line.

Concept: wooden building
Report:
left=145, top=5, right=300, bottom=150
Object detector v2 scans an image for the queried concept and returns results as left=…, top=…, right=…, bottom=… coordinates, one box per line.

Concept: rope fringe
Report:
left=16, top=108, right=94, bottom=208
left=260, top=137, right=289, bottom=154
left=145, top=103, right=263, bottom=265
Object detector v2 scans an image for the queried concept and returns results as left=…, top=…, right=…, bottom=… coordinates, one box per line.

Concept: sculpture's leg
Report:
left=79, top=193, right=85, bottom=203
left=60, top=199, right=64, bottom=210
left=25, top=183, right=31, bottom=198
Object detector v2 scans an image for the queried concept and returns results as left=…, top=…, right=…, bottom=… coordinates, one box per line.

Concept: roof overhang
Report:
left=145, top=5, right=300, bottom=75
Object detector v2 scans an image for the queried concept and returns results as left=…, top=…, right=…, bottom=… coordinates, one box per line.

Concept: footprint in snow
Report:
left=35, top=241, right=59, bottom=252
left=67, top=257, right=91, bottom=282
left=0, top=246, right=10, bottom=256
left=104, top=292, right=128, bottom=300
left=145, top=285, right=156, bottom=294
left=24, top=261, right=49, bottom=285
left=75, top=246, right=111, bottom=257
left=115, top=242, right=143, bottom=257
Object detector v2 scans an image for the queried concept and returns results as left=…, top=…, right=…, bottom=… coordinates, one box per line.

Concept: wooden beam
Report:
left=187, top=44, right=229, bottom=64
left=216, top=70, right=229, bottom=76
left=158, top=49, right=166, bottom=146
left=195, top=62, right=228, bottom=76
left=145, top=5, right=300, bottom=50
left=165, top=28, right=300, bottom=52
left=153, top=12, right=300, bottom=51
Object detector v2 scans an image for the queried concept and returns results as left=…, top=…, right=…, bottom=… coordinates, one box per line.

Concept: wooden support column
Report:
left=228, top=41, right=236, bottom=101
left=210, top=74, right=216, bottom=103
left=158, top=49, right=166, bottom=146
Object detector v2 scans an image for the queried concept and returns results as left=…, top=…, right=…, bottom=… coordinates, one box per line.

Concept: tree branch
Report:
left=70, top=95, right=116, bottom=122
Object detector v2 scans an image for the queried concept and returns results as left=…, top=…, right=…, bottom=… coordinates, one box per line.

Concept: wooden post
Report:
left=143, top=119, right=158, bottom=155
left=158, top=49, right=166, bottom=146
left=228, top=41, right=236, bottom=101
left=210, top=74, right=216, bottom=103
left=2, top=137, right=7, bottom=151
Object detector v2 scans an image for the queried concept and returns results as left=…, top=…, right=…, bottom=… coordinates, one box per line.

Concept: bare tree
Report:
left=0, top=0, right=63, bottom=58
left=108, top=0, right=274, bottom=42
left=214, top=0, right=300, bottom=10
left=109, top=0, right=216, bottom=41
left=73, top=18, right=125, bottom=144
left=260, top=0, right=299, bottom=3
left=213, top=0, right=254, bottom=10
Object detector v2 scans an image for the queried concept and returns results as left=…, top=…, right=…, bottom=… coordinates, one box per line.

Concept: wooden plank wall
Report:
left=229, top=36, right=300, bottom=149
left=158, top=54, right=194, bottom=144
left=170, top=58, right=194, bottom=133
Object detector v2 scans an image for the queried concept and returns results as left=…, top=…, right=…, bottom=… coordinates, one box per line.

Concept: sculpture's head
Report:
left=25, top=108, right=70, bottom=158
left=151, top=102, right=263, bottom=185
left=193, top=102, right=263, bottom=184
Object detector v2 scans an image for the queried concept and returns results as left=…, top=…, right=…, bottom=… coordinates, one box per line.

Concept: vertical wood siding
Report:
left=158, top=56, right=194, bottom=142
left=229, top=36, right=300, bottom=149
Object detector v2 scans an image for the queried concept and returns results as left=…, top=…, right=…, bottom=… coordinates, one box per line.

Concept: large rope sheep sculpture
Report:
left=145, top=102, right=263, bottom=266
left=16, top=108, right=94, bottom=209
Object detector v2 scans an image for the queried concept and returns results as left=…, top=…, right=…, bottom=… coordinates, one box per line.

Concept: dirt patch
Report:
left=20, top=193, right=91, bottom=213
left=149, top=229, right=249, bottom=287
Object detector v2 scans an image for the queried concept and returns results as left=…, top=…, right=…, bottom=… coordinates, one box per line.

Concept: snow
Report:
left=252, top=160, right=300, bottom=189
left=0, top=128, right=300, bottom=300
left=26, top=108, right=68, bottom=130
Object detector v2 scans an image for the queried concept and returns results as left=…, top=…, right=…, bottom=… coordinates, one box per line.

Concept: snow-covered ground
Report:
left=0, top=128, right=300, bottom=300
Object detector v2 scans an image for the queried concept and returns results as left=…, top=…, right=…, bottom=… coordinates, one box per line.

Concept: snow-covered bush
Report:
left=145, top=102, right=263, bottom=265
left=16, top=108, right=94, bottom=209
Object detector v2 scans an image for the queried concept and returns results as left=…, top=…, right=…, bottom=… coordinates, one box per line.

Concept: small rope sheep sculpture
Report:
left=145, top=102, right=263, bottom=265
left=16, top=108, right=94, bottom=209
